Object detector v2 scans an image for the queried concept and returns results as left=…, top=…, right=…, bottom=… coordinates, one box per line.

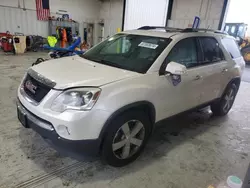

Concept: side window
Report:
left=224, top=26, right=230, bottom=33
left=199, top=37, right=225, bottom=64
left=238, top=26, right=244, bottom=36
left=221, top=38, right=242, bottom=59
left=231, top=26, right=236, bottom=34
left=237, top=26, right=246, bottom=39
left=167, top=38, right=198, bottom=68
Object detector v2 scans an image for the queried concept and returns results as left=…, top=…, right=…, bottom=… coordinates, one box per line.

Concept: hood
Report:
left=31, top=56, right=140, bottom=89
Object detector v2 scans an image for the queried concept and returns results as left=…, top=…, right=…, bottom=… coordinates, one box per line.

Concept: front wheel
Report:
left=211, top=83, right=238, bottom=116
left=101, top=110, right=151, bottom=167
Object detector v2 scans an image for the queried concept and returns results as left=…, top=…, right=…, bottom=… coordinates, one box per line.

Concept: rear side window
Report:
left=221, top=38, right=242, bottom=59
left=199, top=37, right=225, bottom=64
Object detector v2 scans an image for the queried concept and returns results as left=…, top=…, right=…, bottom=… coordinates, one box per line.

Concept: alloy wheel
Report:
left=223, top=88, right=235, bottom=112
left=112, top=120, right=145, bottom=159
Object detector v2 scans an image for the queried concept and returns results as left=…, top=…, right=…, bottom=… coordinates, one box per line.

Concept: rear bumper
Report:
left=17, top=100, right=101, bottom=156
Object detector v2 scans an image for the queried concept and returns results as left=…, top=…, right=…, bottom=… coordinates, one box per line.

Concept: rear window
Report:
left=221, top=38, right=242, bottom=59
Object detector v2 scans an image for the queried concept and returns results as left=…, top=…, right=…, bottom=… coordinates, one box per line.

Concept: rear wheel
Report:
left=101, top=110, right=151, bottom=167
left=211, top=83, right=238, bottom=116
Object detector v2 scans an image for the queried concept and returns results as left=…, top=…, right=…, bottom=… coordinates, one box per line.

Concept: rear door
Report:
left=198, top=37, right=229, bottom=104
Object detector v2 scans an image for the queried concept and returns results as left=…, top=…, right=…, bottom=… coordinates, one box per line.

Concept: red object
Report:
left=36, top=0, right=50, bottom=21
left=0, top=32, right=12, bottom=38
left=2, top=38, right=13, bottom=52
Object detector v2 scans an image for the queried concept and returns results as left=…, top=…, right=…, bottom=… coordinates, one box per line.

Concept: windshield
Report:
left=82, top=34, right=171, bottom=73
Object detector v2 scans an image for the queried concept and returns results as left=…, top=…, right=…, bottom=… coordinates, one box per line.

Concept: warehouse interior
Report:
left=1, top=0, right=250, bottom=187
left=0, top=0, right=230, bottom=45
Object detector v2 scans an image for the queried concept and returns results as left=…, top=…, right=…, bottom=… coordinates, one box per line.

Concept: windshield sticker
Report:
left=138, top=42, right=158, bottom=49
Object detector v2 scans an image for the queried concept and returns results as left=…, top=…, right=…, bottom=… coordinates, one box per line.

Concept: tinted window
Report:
left=231, top=26, right=236, bottom=33
left=238, top=26, right=244, bottom=35
left=167, top=38, right=198, bottom=68
left=221, top=38, right=242, bottom=58
left=237, top=25, right=246, bottom=39
left=82, top=34, right=171, bottom=73
left=224, top=26, right=230, bottom=33
left=200, top=37, right=225, bottom=63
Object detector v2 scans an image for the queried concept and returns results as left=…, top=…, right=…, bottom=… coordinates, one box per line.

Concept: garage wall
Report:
left=100, top=0, right=170, bottom=38
left=124, top=0, right=169, bottom=30
left=0, top=0, right=101, bottom=37
left=99, top=0, right=123, bottom=39
left=0, top=7, right=48, bottom=36
left=168, top=0, right=226, bottom=30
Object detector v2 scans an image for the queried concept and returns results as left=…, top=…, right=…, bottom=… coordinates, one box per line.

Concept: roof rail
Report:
left=138, top=26, right=165, bottom=30
left=182, top=28, right=227, bottom=35
left=138, top=26, right=183, bottom=32
left=137, top=26, right=227, bottom=35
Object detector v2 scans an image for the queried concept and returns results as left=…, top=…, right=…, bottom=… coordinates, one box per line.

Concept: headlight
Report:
left=51, top=88, right=101, bottom=112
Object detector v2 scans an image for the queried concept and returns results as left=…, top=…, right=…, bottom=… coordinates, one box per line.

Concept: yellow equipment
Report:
left=240, top=37, right=250, bottom=62
left=224, top=23, right=250, bottom=63
left=47, top=36, right=57, bottom=47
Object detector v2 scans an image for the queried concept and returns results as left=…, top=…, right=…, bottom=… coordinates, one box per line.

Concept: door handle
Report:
left=193, top=75, right=202, bottom=81
left=222, top=68, right=228, bottom=73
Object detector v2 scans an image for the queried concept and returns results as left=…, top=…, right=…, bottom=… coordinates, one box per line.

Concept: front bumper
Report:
left=17, top=87, right=111, bottom=140
left=17, top=100, right=101, bottom=156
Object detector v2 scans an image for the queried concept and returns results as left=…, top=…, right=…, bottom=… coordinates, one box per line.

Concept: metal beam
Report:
left=121, top=0, right=126, bottom=31
left=166, top=0, right=174, bottom=26
left=218, top=0, right=229, bottom=30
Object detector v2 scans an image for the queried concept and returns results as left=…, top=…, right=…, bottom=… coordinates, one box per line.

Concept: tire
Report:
left=101, top=110, right=151, bottom=167
left=211, top=83, right=239, bottom=116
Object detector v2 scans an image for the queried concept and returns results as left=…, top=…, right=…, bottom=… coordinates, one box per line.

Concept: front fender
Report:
left=96, top=83, right=155, bottom=113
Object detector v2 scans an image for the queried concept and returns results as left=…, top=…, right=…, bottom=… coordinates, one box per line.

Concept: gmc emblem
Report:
left=25, top=80, right=37, bottom=94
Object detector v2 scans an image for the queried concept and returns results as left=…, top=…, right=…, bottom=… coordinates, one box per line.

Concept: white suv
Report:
left=17, top=27, right=245, bottom=167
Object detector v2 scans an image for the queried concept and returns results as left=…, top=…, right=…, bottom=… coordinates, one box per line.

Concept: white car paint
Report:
left=31, top=56, right=140, bottom=89
left=17, top=29, right=245, bottom=142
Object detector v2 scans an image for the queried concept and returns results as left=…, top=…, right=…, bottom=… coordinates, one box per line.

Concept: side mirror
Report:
left=165, top=61, right=187, bottom=75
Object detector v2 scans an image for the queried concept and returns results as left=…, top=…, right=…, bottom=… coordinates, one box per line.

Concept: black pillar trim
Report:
left=166, top=0, right=174, bottom=26
left=121, top=0, right=126, bottom=31
left=218, top=0, right=228, bottom=30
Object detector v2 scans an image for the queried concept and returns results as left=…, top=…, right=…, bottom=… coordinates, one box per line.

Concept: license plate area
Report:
left=17, top=107, right=28, bottom=128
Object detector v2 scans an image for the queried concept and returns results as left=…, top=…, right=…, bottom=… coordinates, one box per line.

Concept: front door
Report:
left=158, top=37, right=203, bottom=118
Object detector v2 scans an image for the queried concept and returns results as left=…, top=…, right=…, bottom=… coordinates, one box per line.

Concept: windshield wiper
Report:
left=83, top=56, right=124, bottom=69
left=82, top=55, right=99, bottom=62
left=97, top=59, right=125, bottom=69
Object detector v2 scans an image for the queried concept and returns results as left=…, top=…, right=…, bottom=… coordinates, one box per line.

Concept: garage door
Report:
left=124, top=0, right=169, bottom=30
left=0, top=6, right=48, bottom=36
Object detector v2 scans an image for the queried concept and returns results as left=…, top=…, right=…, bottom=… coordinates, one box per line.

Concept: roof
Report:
left=121, top=26, right=228, bottom=39
left=121, top=29, right=178, bottom=38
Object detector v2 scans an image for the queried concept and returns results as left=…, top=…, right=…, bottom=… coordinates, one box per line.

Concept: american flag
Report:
left=36, top=0, right=50, bottom=21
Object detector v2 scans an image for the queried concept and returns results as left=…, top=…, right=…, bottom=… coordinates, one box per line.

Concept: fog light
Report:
left=57, top=125, right=70, bottom=135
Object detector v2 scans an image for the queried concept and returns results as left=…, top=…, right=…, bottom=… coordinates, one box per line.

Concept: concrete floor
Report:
left=242, top=64, right=250, bottom=83
left=0, top=52, right=250, bottom=188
